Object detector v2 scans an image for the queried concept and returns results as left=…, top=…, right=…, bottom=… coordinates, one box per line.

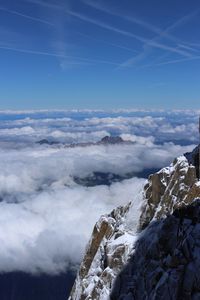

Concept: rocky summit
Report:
left=69, top=146, right=200, bottom=300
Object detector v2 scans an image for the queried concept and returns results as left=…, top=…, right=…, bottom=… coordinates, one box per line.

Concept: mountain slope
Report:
left=111, top=199, right=200, bottom=299
left=69, top=147, right=200, bottom=300
left=69, top=202, right=142, bottom=300
left=139, top=155, right=197, bottom=229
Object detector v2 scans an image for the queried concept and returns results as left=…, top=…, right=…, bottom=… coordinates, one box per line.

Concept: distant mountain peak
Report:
left=36, top=135, right=130, bottom=148
left=99, top=136, right=125, bottom=144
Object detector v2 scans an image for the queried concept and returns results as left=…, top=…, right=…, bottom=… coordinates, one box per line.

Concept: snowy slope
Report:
left=69, top=196, right=144, bottom=300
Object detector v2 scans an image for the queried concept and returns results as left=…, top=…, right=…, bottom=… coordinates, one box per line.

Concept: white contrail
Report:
left=0, top=45, right=119, bottom=65
left=118, top=10, right=199, bottom=68
left=0, top=7, right=54, bottom=26
left=69, top=10, right=191, bottom=59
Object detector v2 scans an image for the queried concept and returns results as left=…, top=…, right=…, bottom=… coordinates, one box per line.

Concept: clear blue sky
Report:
left=0, top=0, right=200, bottom=109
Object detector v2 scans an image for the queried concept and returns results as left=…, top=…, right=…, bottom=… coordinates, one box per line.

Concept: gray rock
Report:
left=69, top=147, right=200, bottom=300
left=111, top=200, right=200, bottom=300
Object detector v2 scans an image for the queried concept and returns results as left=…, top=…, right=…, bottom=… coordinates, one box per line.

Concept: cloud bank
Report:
left=0, top=110, right=197, bottom=274
left=0, top=109, right=198, bottom=146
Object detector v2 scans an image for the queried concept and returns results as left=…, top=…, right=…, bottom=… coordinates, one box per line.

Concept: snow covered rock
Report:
left=139, top=156, right=197, bottom=229
left=68, top=203, right=140, bottom=300
left=69, top=147, right=200, bottom=300
left=111, top=199, right=200, bottom=300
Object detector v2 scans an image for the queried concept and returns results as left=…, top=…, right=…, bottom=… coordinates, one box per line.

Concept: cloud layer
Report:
left=0, top=109, right=199, bottom=146
left=0, top=110, right=197, bottom=274
left=0, top=146, right=145, bottom=274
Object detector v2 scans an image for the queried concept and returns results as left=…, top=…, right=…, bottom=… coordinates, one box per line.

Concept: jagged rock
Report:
left=184, top=144, right=200, bottom=178
left=68, top=203, right=138, bottom=300
left=139, top=156, right=197, bottom=229
left=185, top=182, right=200, bottom=204
left=69, top=147, right=200, bottom=300
left=111, top=199, right=200, bottom=300
left=37, top=136, right=130, bottom=149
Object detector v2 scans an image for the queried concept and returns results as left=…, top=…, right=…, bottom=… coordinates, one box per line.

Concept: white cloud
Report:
left=0, top=139, right=194, bottom=274
left=0, top=110, right=199, bottom=145
left=0, top=170, right=145, bottom=274
left=0, top=126, right=36, bottom=135
left=0, top=110, right=198, bottom=275
left=120, top=133, right=155, bottom=145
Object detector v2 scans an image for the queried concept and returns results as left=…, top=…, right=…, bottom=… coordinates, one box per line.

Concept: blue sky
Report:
left=0, top=0, right=200, bottom=109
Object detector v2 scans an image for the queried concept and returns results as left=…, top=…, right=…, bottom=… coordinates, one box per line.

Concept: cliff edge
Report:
left=69, top=146, right=200, bottom=300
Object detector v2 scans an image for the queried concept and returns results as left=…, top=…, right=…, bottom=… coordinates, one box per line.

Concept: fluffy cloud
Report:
left=0, top=174, right=145, bottom=274
left=0, top=139, right=194, bottom=274
left=0, top=109, right=198, bottom=275
left=0, top=109, right=199, bottom=145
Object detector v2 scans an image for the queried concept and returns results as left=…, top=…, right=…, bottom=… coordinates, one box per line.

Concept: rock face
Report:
left=111, top=199, right=200, bottom=300
left=184, top=144, right=200, bottom=178
left=69, top=203, right=140, bottom=300
left=139, top=156, right=197, bottom=229
left=69, top=147, right=200, bottom=300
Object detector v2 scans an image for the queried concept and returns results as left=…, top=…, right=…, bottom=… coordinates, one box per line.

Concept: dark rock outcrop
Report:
left=37, top=135, right=132, bottom=149
left=36, top=139, right=60, bottom=145
left=111, top=199, right=200, bottom=300
left=98, top=136, right=125, bottom=145
left=185, top=145, right=200, bottom=179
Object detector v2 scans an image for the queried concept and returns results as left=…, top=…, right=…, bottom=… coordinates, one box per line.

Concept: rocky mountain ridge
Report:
left=36, top=136, right=131, bottom=148
left=139, top=155, right=197, bottom=229
left=111, top=198, right=200, bottom=299
left=69, top=146, right=200, bottom=300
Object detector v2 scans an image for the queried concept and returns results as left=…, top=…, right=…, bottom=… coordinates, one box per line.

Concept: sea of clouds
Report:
left=0, top=109, right=198, bottom=275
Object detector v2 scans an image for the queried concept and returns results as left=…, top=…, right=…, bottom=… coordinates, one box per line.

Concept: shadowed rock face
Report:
left=111, top=199, right=200, bottom=300
left=184, top=145, right=200, bottom=179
